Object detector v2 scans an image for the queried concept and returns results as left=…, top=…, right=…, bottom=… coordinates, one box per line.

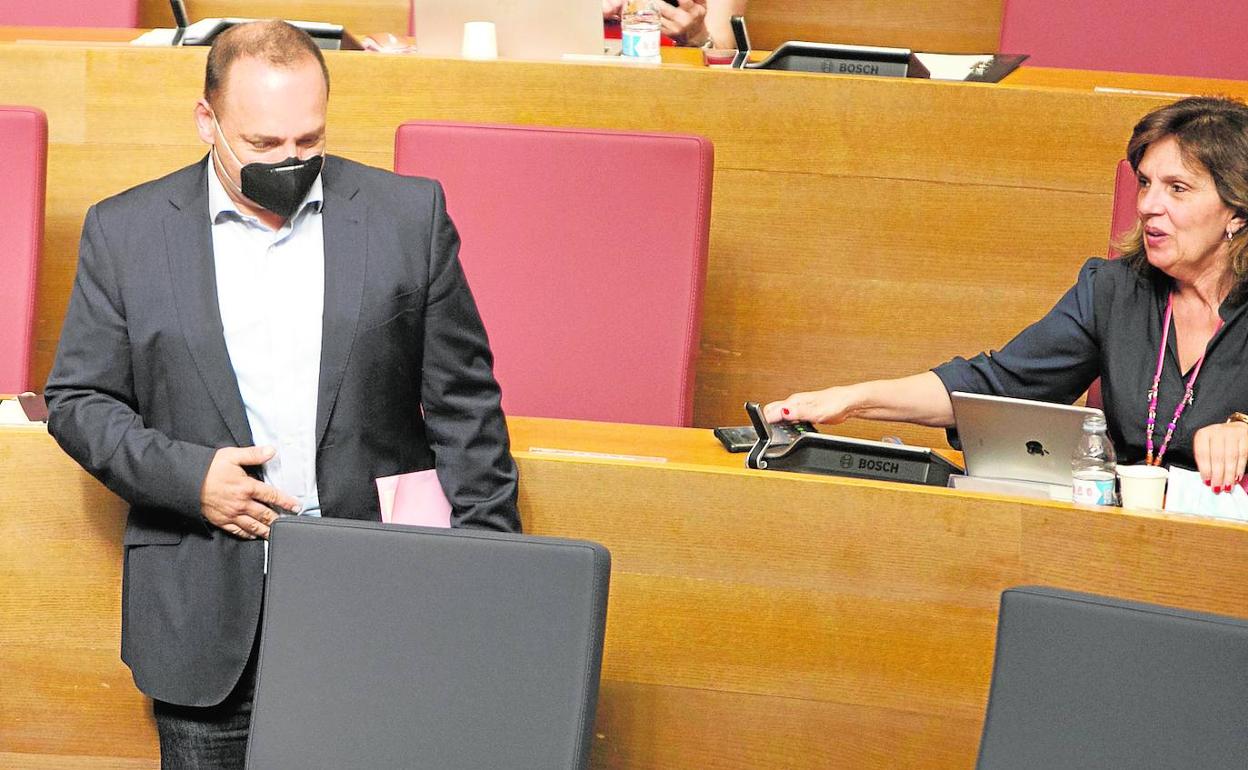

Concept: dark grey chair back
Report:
left=977, top=586, right=1248, bottom=769
left=246, top=517, right=610, bottom=770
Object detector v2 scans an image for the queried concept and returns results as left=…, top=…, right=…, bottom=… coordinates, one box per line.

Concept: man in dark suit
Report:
left=45, top=20, right=519, bottom=768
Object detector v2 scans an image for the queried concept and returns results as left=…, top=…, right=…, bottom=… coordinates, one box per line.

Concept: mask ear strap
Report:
left=210, top=114, right=247, bottom=197
left=212, top=114, right=246, bottom=166
left=211, top=145, right=247, bottom=199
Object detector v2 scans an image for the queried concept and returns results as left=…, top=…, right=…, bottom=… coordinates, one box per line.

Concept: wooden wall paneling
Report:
left=137, top=0, right=409, bottom=36
left=742, top=0, right=1004, bottom=54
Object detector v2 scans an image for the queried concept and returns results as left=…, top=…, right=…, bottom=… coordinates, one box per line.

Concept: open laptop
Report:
left=410, top=0, right=603, bottom=59
left=951, top=392, right=1103, bottom=490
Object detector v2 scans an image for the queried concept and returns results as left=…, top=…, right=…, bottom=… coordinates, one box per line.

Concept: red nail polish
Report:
left=1215, top=486, right=1224, bottom=494
left=1205, top=479, right=1212, bottom=486
left=782, top=408, right=790, bottom=416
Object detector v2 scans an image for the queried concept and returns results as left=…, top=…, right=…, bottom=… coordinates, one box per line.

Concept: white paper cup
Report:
left=1117, top=464, right=1168, bottom=510
left=461, top=21, right=498, bottom=60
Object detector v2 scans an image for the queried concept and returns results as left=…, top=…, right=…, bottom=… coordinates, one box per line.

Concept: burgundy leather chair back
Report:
left=0, top=106, right=47, bottom=393
left=0, top=0, right=139, bottom=27
left=1107, top=159, right=1138, bottom=258
left=1000, top=0, right=1248, bottom=80
left=1087, top=159, right=1138, bottom=409
left=395, top=122, right=712, bottom=426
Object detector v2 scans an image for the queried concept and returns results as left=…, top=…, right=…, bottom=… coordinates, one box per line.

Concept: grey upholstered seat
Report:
left=246, top=517, right=610, bottom=770
left=977, top=586, right=1248, bottom=770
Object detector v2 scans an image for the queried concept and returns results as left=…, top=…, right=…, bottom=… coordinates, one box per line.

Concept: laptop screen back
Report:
left=951, top=392, right=1104, bottom=486
left=410, top=0, right=603, bottom=59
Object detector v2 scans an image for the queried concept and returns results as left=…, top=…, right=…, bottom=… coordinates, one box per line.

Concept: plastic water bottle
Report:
left=1072, top=413, right=1118, bottom=506
left=621, top=0, right=662, bottom=63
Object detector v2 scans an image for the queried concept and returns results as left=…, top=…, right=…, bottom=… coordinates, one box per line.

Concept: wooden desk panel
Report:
left=745, top=0, right=1003, bottom=53
left=0, top=426, right=153, bottom=769
left=8, top=419, right=1248, bottom=768
left=594, top=681, right=982, bottom=768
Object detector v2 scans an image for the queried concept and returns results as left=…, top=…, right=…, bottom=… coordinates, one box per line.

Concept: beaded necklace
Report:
left=1145, top=293, right=1221, bottom=466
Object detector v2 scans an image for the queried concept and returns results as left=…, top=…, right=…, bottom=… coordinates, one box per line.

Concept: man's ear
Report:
left=193, top=99, right=216, bottom=146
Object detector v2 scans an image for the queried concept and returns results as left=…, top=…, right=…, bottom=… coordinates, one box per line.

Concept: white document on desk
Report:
left=914, top=52, right=994, bottom=80
left=0, top=399, right=34, bottom=425
left=1164, top=467, right=1248, bottom=521
left=131, top=28, right=177, bottom=45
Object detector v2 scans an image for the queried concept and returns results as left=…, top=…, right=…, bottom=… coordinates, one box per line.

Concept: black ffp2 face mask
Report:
left=213, top=116, right=324, bottom=219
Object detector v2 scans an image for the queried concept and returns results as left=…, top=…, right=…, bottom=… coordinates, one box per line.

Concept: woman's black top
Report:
left=932, top=257, right=1248, bottom=470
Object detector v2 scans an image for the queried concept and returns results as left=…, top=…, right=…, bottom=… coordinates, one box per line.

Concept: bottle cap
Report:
left=1081, top=413, right=1107, bottom=430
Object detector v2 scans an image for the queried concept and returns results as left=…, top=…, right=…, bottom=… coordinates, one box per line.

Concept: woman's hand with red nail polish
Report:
left=1194, top=421, right=1248, bottom=496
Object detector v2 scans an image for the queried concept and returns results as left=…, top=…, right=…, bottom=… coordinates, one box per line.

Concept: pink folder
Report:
left=375, top=469, right=452, bottom=528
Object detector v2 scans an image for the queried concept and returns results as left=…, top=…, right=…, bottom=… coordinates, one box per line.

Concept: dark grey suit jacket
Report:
left=45, top=156, right=520, bottom=707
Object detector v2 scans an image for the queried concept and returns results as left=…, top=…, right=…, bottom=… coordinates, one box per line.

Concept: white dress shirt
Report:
left=208, top=160, right=325, bottom=515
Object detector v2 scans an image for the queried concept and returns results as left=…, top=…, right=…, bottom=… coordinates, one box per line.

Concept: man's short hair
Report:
left=204, top=20, right=330, bottom=110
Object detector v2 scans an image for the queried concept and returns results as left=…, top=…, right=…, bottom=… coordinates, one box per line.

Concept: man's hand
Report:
left=603, top=0, right=711, bottom=48
left=659, top=0, right=709, bottom=47
left=200, top=446, right=301, bottom=540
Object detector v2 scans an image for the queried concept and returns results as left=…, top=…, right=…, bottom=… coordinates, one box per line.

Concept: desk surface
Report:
left=0, top=26, right=139, bottom=43
left=1004, top=65, right=1248, bottom=99
left=6, top=418, right=1248, bottom=768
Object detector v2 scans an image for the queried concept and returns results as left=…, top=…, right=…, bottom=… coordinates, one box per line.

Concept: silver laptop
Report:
left=951, top=392, right=1103, bottom=486
left=410, top=0, right=603, bottom=60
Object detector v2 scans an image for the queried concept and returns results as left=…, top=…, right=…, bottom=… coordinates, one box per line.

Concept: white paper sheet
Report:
left=1164, top=466, right=1248, bottom=522
left=0, top=399, right=33, bottom=425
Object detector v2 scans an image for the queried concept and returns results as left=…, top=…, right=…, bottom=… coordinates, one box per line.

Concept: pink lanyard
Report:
left=1146, top=293, right=1220, bottom=466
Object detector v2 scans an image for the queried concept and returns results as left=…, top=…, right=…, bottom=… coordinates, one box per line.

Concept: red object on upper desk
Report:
left=603, top=19, right=677, bottom=46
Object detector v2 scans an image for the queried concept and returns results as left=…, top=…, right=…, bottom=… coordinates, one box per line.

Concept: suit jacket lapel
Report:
left=164, top=159, right=254, bottom=447
left=316, top=163, right=366, bottom=448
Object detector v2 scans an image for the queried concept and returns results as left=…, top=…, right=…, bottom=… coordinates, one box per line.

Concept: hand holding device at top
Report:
left=604, top=0, right=710, bottom=47
left=659, top=0, right=709, bottom=46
